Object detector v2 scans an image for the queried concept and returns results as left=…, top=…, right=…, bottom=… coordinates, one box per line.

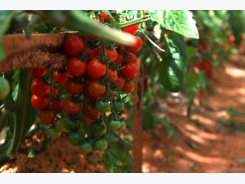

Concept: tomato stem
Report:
left=1, top=69, right=31, bottom=164
left=119, top=15, right=151, bottom=29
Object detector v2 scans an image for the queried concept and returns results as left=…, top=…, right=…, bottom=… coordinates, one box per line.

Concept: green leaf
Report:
left=161, top=119, right=177, bottom=139
left=103, top=10, right=121, bottom=30
left=0, top=10, right=20, bottom=62
left=0, top=108, right=8, bottom=132
left=149, top=10, right=165, bottom=25
left=143, top=106, right=155, bottom=130
left=159, top=34, right=187, bottom=92
left=163, top=10, right=199, bottom=39
left=102, top=139, right=133, bottom=173
left=186, top=46, right=198, bottom=61
left=21, top=87, right=38, bottom=138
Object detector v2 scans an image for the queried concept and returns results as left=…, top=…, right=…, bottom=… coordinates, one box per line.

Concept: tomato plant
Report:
left=1, top=9, right=244, bottom=174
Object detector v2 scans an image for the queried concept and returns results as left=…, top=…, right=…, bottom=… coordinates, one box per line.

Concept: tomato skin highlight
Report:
left=63, top=36, right=85, bottom=58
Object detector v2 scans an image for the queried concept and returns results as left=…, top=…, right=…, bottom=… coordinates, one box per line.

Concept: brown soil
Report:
left=1, top=46, right=245, bottom=173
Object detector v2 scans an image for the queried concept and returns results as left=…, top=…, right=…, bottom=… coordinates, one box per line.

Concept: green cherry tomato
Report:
left=0, top=78, right=10, bottom=100
left=80, top=142, right=92, bottom=154
left=61, top=118, right=81, bottom=132
left=95, top=99, right=111, bottom=113
left=68, top=132, right=85, bottom=147
left=54, top=118, right=66, bottom=132
left=109, top=120, right=121, bottom=131
left=117, top=121, right=126, bottom=131
left=95, top=139, right=108, bottom=151
left=113, top=101, right=124, bottom=112
left=91, top=121, right=107, bottom=136
left=46, top=126, right=61, bottom=139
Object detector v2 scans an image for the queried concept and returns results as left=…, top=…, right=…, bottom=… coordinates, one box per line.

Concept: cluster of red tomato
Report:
left=191, top=32, right=214, bottom=80
left=30, top=12, right=142, bottom=154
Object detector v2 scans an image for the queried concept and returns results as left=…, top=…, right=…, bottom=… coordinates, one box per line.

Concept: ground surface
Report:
left=1, top=44, right=245, bottom=173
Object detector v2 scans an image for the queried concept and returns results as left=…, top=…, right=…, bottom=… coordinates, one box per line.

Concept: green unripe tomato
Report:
left=0, top=78, right=10, bottom=100
left=109, top=120, right=121, bottom=130
left=80, top=142, right=92, bottom=154
left=117, top=121, right=126, bottom=131
left=68, top=132, right=85, bottom=147
left=95, top=139, right=108, bottom=151
left=46, top=126, right=61, bottom=139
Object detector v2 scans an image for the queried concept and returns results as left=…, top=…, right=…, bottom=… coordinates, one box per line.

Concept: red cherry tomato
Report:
left=67, top=57, right=87, bottom=77
left=125, top=36, right=143, bottom=53
left=63, top=36, right=85, bottom=58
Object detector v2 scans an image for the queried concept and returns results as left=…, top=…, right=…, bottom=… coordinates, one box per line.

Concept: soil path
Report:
left=1, top=50, right=245, bottom=173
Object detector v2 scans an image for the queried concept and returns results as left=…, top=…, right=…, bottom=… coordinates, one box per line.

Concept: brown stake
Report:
left=0, top=33, right=77, bottom=72
left=133, top=58, right=144, bottom=173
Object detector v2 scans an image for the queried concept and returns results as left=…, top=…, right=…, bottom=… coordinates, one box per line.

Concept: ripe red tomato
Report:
left=101, top=11, right=111, bottom=22
left=38, top=110, right=56, bottom=125
left=122, top=22, right=138, bottom=35
left=124, top=36, right=143, bottom=53
left=121, top=63, right=138, bottom=79
left=122, top=80, right=135, bottom=94
left=67, top=57, right=87, bottom=77
left=63, top=35, right=85, bottom=58
left=115, top=76, right=125, bottom=90
left=31, top=94, right=50, bottom=110
left=53, top=71, right=69, bottom=86
left=229, top=35, right=235, bottom=42
left=125, top=53, right=137, bottom=64
left=87, top=58, right=106, bottom=79
left=108, top=68, right=118, bottom=81
left=31, top=68, right=47, bottom=79
left=31, top=79, right=50, bottom=97
left=113, top=53, right=123, bottom=64
left=86, top=45, right=98, bottom=58
left=62, top=96, right=82, bottom=115
left=64, top=78, right=84, bottom=95
left=98, top=47, right=117, bottom=61
left=87, top=80, right=106, bottom=98
left=165, top=29, right=171, bottom=35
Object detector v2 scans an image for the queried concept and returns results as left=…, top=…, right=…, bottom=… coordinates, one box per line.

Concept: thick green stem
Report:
left=6, top=69, right=31, bottom=159
left=119, top=15, right=151, bottom=29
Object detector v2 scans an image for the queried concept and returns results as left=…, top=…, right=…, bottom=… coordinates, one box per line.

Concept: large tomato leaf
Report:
left=102, top=137, right=133, bottom=173
left=164, top=10, right=199, bottom=39
left=159, top=33, right=187, bottom=92
left=0, top=10, right=20, bottom=63
left=150, top=10, right=199, bottom=39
